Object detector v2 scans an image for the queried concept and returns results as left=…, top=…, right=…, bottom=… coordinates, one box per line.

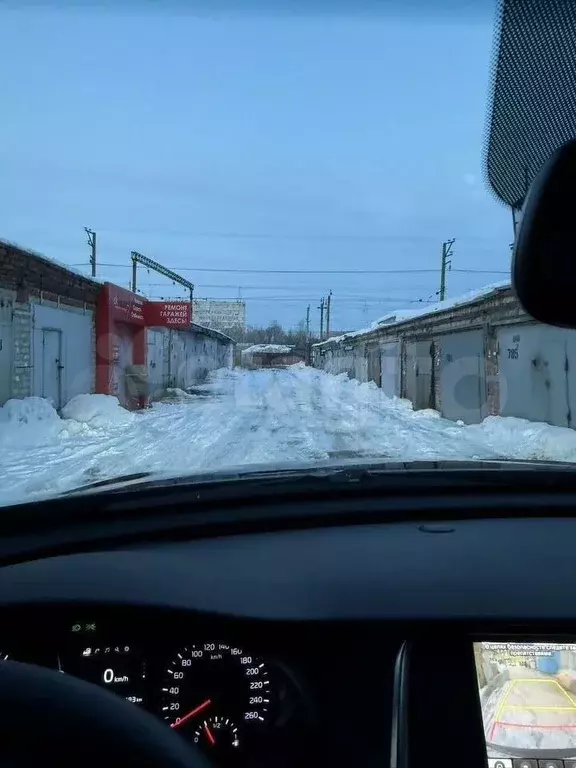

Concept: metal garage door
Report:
left=111, top=323, right=134, bottom=405
left=353, top=345, right=368, bottom=383
left=41, top=328, right=63, bottom=409
left=380, top=341, right=400, bottom=398
left=147, top=329, right=166, bottom=397
left=440, top=330, right=486, bottom=424
left=32, top=303, right=93, bottom=408
left=405, top=340, right=434, bottom=410
left=497, top=324, right=576, bottom=427
left=366, top=343, right=381, bottom=386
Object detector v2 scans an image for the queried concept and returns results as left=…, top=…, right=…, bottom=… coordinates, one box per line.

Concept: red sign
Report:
left=106, top=283, right=145, bottom=325
left=144, top=301, right=191, bottom=328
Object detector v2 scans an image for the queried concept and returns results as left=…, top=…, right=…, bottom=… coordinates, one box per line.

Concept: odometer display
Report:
left=159, top=642, right=272, bottom=748
left=60, top=645, right=146, bottom=706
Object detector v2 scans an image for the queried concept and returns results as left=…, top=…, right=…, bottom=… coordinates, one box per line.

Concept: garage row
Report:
left=312, top=283, right=576, bottom=429
left=0, top=242, right=234, bottom=410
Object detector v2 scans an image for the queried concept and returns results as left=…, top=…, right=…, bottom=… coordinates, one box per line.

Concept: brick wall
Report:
left=432, top=340, right=442, bottom=411
left=0, top=241, right=100, bottom=308
left=484, top=324, right=500, bottom=416
left=11, top=305, right=32, bottom=398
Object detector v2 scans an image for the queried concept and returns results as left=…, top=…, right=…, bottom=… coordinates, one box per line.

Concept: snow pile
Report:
left=242, top=344, right=293, bottom=356
left=0, top=396, right=75, bottom=449
left=61, top=394, right=135, bottom=428
left=469, top=415, right=576, bottom=463
left=0, top=397, right=59, bottom=426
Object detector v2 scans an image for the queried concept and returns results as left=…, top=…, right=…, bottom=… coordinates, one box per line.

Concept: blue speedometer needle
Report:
left=171, top=698, right=212, bottom=729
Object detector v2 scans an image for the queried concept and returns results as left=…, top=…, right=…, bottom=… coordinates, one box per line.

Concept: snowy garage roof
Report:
left=190, top=323, right=236, bottom=344
left=313, top=280, right=512, bottom=348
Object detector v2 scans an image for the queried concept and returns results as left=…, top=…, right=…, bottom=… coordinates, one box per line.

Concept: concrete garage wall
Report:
left=320, top=345, right=359, bottom=379
left=31, top=302, right=94, bottom=409
left=147, top=324, right=234, bottom=396
left=313, top=284, right=576, bottom=428
left=0, top=289, right=15, bottom=404
left=0, top=241, right=241, bottom=409
left=169, top=329, right=233, bottom=388
left=0, top=241, right=99, bottom=406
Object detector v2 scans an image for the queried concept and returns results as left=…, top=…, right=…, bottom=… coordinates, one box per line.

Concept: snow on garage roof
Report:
left=314, top=280, right=512, bottom=348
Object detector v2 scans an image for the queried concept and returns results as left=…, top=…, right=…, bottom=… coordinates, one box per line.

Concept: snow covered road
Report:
left=3, top=365, right=576, bottom=506
left=483, top=669, right=576, bottom=753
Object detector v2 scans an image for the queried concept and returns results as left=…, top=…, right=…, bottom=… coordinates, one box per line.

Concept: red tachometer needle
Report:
left=204, top=723, right=216, bottom=746
left=171, top=698, right=212, bottom=729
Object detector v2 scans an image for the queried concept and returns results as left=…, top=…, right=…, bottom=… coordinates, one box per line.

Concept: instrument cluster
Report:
left=0, top=618, right=305, bottom=766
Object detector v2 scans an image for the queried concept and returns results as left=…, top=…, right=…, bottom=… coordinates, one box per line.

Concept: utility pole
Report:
left=132, top=253, right=138, bottom=293
left=325, top=290, right=332, bottom=338
left=85, top=228, right=96, bottom=278
left=318, top=297, right=325, bottom=340
left=439, top=238, right=455, bottom=301
left=305, top=304, right=311, bottom=365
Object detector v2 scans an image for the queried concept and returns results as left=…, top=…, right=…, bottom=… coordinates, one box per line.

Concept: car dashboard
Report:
left=0, top=604, right=401, bottom=768
left=3, top=508, right=576, bottom=767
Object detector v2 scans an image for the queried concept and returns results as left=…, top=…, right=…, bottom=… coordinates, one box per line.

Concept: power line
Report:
left=137, top=284, right=441, bottom=300
left=136, top=282, right=439, bottom=291
left=144, top=294, right=437, bottom=303
left=89, top=228, right=508, bottom=243
left=72, top=262, right=509, bottom=276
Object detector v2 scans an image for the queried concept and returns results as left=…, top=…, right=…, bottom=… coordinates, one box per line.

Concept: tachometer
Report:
left=158, top=642, right=272, bottom=750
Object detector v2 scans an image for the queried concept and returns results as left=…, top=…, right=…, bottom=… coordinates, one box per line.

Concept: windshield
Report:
left=1, top=0, right=573, bottom=506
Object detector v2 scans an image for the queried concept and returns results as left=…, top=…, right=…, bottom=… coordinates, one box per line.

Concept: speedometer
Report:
left=158, top=642, right=272, bottom=753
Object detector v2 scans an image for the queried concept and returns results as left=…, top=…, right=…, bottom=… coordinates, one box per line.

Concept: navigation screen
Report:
left=474, top=642, right=576, bottom=767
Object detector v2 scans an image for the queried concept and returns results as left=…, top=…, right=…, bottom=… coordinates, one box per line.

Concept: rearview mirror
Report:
left=512, top=139, right=576, bottom=328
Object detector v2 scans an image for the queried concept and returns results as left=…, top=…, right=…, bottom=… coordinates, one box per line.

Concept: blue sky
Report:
left=1, top=1, right=510, bottom=333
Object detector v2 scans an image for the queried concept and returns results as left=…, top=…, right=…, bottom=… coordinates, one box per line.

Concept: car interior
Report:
left=1, top=461, right=576, bottom=768
left=3, top=1, right=576, bottom=768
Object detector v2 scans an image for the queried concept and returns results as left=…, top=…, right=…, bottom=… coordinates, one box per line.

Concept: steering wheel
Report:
left=0, top=660, right=209, bottom=767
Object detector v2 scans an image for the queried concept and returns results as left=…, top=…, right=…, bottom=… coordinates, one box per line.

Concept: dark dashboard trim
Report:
left=3, top=487, right=576, bottom=568
left=3, top=517, right=576, bottom=622
left=390, top=641, right=409, bottom=768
